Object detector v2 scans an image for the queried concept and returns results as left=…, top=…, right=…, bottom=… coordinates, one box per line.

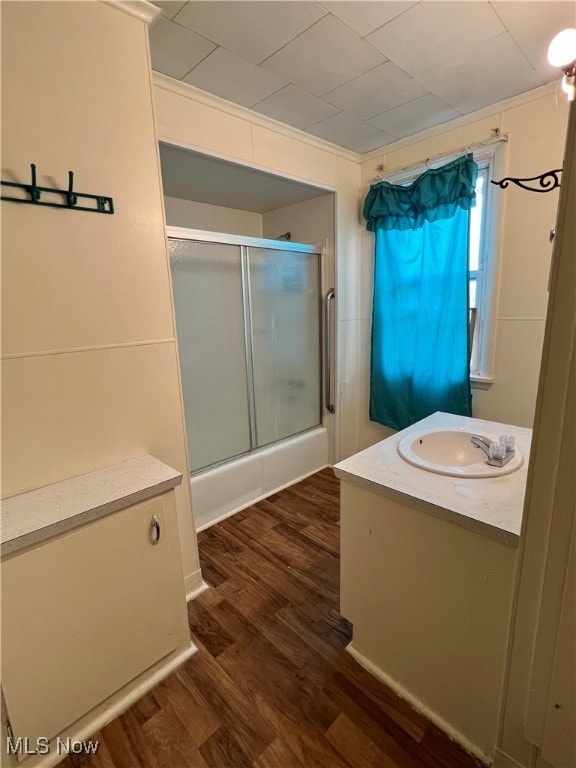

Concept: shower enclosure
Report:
left=168, top=228, right=331, bottom=527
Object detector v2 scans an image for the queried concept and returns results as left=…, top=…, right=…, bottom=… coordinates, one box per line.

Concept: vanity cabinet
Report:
left=334, top=412, right=532, bottom=764
left=0, top=456, right=195, bottom=766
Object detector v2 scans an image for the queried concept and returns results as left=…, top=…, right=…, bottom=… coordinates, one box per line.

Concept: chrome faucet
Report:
left=471, top=434, right=516, bottom=467
left=471, top=434, right=492, bottom=457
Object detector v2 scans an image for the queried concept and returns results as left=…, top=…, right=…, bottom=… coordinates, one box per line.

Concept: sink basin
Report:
left=397, top=428, right=523, bottom=477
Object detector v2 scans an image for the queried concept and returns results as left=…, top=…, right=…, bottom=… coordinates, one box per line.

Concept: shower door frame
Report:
left=167, top=226, right=334, bottom=476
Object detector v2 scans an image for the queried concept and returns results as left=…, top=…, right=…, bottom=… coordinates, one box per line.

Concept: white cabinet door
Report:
left=1, top=495, right=179, bottom=745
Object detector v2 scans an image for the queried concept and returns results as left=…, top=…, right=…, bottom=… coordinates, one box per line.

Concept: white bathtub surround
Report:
left=192, top=426, right=328, bottom=530
left=334, top=411, right=531, bottom=545
left=334, top=412, right=532, bottom=764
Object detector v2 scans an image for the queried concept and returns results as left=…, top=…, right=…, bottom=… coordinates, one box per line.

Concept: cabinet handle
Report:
left=150, top=515, right=161, bottom=545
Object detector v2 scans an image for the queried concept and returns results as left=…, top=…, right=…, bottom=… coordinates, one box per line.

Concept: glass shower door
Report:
left=169, top=239, right=251, bottom=472
left=169, top=234, right=322, bottom=474
left=247, top=246, right=321, bottom=448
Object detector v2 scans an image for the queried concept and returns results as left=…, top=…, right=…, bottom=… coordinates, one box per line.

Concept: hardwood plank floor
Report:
left=61, top=469, right=483, bottom=768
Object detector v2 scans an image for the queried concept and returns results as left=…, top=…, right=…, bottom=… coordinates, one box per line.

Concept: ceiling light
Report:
left=548, top=28, right=576, bottom=102
left=547, top=28, right=576, bottom=69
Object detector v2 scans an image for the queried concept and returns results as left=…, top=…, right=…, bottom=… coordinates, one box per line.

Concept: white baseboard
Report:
left=184, top=567, right=204, bottom=598
left=346, top=643, right=491, bottom=766
left=492, top=748, right=528, bottom=768
left=186, top=579, right=210, bottom=602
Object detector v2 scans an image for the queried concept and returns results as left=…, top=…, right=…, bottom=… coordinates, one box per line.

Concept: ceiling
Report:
left=149, top=1, right=575, bottom=154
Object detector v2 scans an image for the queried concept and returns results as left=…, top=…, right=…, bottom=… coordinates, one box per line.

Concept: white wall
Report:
left=0, top=2, right=201, bottom=594
left=262, top=193, right=333, bottom=248
left=164, top=195, right=262, bottom=237
left=358, top=89, right=569, bottom=450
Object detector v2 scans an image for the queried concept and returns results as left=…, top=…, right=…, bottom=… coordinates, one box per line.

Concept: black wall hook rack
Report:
left=491, top=168, right=563, bottom=194
left=1, top=164, right=114, bottom=214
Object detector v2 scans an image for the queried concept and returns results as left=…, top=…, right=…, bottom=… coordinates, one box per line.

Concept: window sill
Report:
left=470, top=375, right=494, bottom=391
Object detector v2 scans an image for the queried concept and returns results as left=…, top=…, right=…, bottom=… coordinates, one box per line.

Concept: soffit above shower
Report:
left=149, top=1, right=575, bottom=154
left=159, top=142, right=330, bottom=212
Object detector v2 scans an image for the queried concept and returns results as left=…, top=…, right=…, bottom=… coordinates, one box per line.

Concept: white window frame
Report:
left=379, top=141, right=506, bottom=389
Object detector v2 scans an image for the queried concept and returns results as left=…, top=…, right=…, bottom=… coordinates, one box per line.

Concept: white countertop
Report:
left=1, top=455, right=183, bottom=556
left=334, top=412, right=532, bottom=546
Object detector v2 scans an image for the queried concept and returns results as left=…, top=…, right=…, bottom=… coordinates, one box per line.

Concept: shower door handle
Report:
left=324, top=289, right=335, bottom=414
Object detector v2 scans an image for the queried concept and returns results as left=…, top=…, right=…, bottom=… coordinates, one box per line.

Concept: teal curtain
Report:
left=364, top=154, right=477, bottom=430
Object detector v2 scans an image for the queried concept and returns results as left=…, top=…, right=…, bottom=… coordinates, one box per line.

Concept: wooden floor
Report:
left=62, top=469, right=482, bottom=768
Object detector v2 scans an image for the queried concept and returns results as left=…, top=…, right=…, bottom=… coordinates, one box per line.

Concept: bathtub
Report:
left=191, top=426, right=329, bottom=531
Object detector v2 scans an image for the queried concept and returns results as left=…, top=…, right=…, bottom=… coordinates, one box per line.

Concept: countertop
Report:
left=333, top=412, right=532, bottom=545
left=1, top=455, right=183, bottom=556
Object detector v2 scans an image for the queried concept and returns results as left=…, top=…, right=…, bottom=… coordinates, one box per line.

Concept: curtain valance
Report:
left=363, top=153, right=478, bottom=232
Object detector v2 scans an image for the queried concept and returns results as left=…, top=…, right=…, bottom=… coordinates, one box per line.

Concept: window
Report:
left=380, top=144, right=503, bottom=387
left=468, top=163, right=488, bottom=376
